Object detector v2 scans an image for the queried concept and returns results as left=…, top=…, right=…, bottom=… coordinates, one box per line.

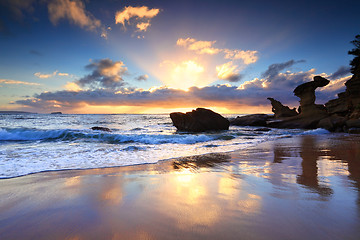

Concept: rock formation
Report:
left=293, top=76, right=329, bottom=116
left=170, top=108, right=229, bottom=132
left=325, top=64, right=360, bottom=118
left=267, top=76, right=330, bottom=129
left=267, top=98, right=298, bottom=118
left=230, top=114, right=270, bottom=127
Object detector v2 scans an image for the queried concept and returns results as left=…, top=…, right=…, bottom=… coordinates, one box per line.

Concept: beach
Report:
left=1, top=133, right=360, bottom=240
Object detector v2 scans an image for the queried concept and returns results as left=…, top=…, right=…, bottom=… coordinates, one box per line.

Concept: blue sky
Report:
left=0, top=0, right=359, bottom=113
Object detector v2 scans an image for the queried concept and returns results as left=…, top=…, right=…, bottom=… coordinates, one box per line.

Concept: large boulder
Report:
left=267, top=97, right=298, bottom=118
left=170, top=108, right=229, bottom=132
left=230, top=114, right=270, bottom=127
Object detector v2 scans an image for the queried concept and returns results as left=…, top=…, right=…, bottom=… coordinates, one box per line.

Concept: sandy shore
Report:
left=1, top=134, right=360, bottom=239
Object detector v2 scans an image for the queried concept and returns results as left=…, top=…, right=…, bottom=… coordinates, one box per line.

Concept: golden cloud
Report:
left=176, top=38, right=221, bottom=55
left=0, top=79, right=40, bottom=86
left=216, top=61, right=241, bottom=82
left=115, top=6, right=160, bottom=32
left=48, top=0, right=101, bottom=31
left=224, top=49, right=258, bottom=64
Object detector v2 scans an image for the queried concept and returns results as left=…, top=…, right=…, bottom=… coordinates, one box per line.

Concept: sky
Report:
left=0, top=0, right=359, bottom=114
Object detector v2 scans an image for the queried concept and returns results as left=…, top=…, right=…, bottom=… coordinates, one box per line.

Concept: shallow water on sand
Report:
left=0, top=135, right=359, bottom=239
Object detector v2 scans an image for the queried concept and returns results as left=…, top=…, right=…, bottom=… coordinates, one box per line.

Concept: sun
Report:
left=158, top=59, right=215, bottom=91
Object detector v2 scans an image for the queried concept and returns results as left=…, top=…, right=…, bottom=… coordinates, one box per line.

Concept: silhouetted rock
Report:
left=293, top=76, right=329, bottom=116
left=317, top=115, right=346, bottom=132
left=91, top=126, right=112, bottom=132
left=267, top=97, right=298, bottom=118
left=230, top=114, right=270, bottom=127
left=348, top=128, right=360, bottom=134
left=267, top=76, right=330, bottom=129
left=170, top=108, right=229, bottom=132
left=345, top=66, right=360, bottom=114
left=325, top=92, right=349, bottom=116
left=346, top=119, right=360, bottom=128
left=51, top=112, right=62, bottom=114
left=325, top=64, right=360, bottom=118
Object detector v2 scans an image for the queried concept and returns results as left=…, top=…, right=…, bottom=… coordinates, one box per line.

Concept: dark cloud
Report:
left=135, top=74, right=148, bottom=81
left=0, top=0, right=35, bottom=22
left=14, top=84, right=297, bottom=112
left=29, top=49, right=42, bottom=56
left=76, top=59, right=128, bottom=89
left=261, top=60, right=305, bottom=79
left=328, top=66, right=351, bottom=79
left=222, top=73, right=243, bottom=82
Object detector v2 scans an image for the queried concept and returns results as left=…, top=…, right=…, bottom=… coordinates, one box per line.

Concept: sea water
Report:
left=0, top=113, right=329, bottom=178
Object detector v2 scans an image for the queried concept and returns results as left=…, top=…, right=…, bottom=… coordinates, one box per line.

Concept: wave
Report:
left=0, top=128, right=235, bottom=145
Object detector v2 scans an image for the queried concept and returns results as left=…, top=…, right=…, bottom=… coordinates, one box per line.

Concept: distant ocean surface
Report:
left=0, top=113, right=329, bottom=178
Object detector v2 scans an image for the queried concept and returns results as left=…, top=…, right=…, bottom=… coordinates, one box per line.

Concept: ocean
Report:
left=0, top=113, right=329, bottom=178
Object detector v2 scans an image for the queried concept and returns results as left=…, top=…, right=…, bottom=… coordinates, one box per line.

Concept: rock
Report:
left=293, top=76, right=330, bottom=116
left=325, top=92, right=349, bottom=116
left=349, top=108, right=360, bottom=119
left=348, top=128, right=360, bottom=134
left=230, top=114, right=270, bottom=127
left=325, top=64, right=360, bottom=117
left=51, top=112, right=62, bottom=114
left=317, top=115, right=346, bottom=131
left=267, top=97, right=298, bottom=118
left=345, top=67, right=360, bottom=111
left=170, top=108, right=229, bottom=132
left=267, top=115, right=325, bottom=129
left=267, top=76, right=330, bottom=129
left=91, top=126, right=112, bottom=132
left=346, top=119, right=360, bottom=128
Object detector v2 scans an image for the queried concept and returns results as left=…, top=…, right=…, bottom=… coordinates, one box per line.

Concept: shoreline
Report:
left=1, top=133, right=360, bottom=239
left=0, top=129, right=335, bottom=180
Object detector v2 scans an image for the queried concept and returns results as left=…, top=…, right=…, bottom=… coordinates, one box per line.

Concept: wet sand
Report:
left=1, top=134, right=360, bottom=239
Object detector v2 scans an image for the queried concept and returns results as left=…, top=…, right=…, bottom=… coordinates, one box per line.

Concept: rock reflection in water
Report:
left=172, top=153, right=230, bottom=170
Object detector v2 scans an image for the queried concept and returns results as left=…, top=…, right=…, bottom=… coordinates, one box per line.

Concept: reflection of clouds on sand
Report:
left=155, top=171, right=221, bottom=230
left=1, top=135, right=360, bottom=239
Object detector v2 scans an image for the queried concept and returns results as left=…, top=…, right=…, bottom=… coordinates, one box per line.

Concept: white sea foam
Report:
left=0, top=114, right=331, bottom=178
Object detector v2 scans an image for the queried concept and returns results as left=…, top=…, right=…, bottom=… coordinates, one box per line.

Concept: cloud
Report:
left=29, top=50, right=42, bottom=56
left=1, top=0, right=35, bottom=22
left=76, top=59, right=128, bottom=89
left=223, top=49, right=258, bottom=64
left=0, top=79, right=40, bottom=86
left=135, top=74, right=148, bottom=81
left=176, top=37, right=258, bottom=65
left=321, top=75, right=350, bottom=93
left=261, top=60, right=305, bottom=79
left=115, top=6, right=160, bottom=32
left=136, top=21, right=151, bottom=32
left=176, top=38, right=221, bottom=55
left=58, top=72, right=69, bottom=76
left=0, top=0, right=35, bottom=36
left=64, top=82, right=81, bottom=91
left=328, top=66, right=351, bottom=80
left=216, top=61, right=242, bottom=82
left=47, top=0, right=107, bottom=38
left=15, top=60, right=348, bottom=113
left=34, top=70, right=70, bottom=78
